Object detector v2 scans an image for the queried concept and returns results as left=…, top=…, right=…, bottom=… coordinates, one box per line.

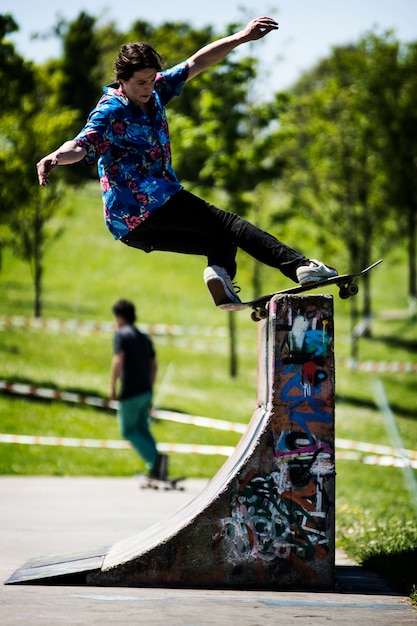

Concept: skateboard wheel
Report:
left=347, top=283, right=359, bottom=296
left=251, top=308, right=268, bottom=322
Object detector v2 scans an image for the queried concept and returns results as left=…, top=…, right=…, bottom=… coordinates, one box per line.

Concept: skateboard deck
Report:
left=137, top=474, right=186, bottom=491
left=220, top=259, right=383, bottom=321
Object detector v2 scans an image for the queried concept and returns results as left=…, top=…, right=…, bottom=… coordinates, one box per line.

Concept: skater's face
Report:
left=119, top=68, right=157, bottom=107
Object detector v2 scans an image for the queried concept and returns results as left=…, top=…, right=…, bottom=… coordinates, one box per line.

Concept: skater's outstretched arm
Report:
left=186, top=16, right=278, bottom=81
left=37, top=140, right=87, bottom=186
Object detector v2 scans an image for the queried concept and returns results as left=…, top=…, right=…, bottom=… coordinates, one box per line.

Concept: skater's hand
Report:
left=241, top=16, right=279, bottom=42
left=36, top=154, right=59, bottom=186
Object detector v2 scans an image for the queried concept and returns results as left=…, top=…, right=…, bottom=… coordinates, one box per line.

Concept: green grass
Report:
left=1, top=182, right=417, bottom=598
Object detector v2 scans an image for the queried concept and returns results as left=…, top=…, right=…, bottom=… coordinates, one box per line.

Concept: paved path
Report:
left=1, top=477, right=415, bottom=625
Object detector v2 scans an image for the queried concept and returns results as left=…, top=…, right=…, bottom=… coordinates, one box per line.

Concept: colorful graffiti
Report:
left=220, top=297, right=335, bottom=570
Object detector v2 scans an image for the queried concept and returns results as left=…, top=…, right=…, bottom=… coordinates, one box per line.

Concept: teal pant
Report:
left=117, top=392, right=158, bottom=470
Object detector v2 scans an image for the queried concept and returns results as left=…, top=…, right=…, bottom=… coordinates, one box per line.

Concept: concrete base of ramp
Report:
left=3, top=477, right=415, bottom=626
left=6, top=294, right=335, bottom=589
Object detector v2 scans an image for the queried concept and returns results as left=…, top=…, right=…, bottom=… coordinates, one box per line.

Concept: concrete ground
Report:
left=1, top=476, right=415, bottom=625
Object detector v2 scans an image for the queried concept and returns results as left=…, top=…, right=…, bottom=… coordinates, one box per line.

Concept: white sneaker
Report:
left=296, top=260, right=338, bottom=285
left=204, top=265, right=241, bottom=307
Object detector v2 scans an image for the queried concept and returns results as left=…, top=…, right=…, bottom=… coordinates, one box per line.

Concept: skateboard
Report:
left=220, top=259, right=383, bottom=322
left=137, top=474, right=186, bottom=491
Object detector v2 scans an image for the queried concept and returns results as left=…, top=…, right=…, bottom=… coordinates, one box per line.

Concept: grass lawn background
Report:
left=1, top=182, right=416, bottom=597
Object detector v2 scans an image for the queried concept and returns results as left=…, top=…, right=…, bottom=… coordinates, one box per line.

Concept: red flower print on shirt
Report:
left=100, top=176, right=110, bottom=192
left=125, top=215, right=143, bottom=229
left=135, top=193, right=148, bottom=205
left=112, top=120, right=126, bottom=135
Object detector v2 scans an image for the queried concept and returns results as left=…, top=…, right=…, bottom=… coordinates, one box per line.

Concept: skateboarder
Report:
left=110, top=299, right=166, bottom=479
left=36, top=16, right=337, bottom=308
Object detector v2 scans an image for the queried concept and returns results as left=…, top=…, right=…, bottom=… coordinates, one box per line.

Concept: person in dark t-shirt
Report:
left=109, top=299, right=166, bottom=478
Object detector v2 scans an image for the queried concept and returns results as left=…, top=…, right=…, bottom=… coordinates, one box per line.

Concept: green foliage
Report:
left=275, top=31, right=417, bottom=312
left=57, top=11, right=101, bottom=118
left=128, top=20, right=214, bottom=68
left=0, top=14, right=35, bottom=247
left=49, top=11, right=103, bottom=185
left=0, top=59, right=79, bottom=315
left=0, top=14, right=34, bottom=111
left=337, top=504, right=417, bottom=595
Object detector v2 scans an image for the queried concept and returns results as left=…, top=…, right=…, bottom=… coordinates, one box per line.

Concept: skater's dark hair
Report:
left=112, top=299, right=136, bottom=324
left=114, top=42, right=164, bottom=81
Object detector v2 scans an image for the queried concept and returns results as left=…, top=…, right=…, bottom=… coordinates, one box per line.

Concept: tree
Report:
left=52, top=11, right=102, bottom=183
left=56, top=11, right=101, bottom=120
left=0, top=61, right=78, bottom=316
left=276, top=32, right=415, bottom=329
left=381, top=40, right=417, bottom=313
left=0, top=14, right=34, bottom=110
left=0, top=14, right=35, bottom=263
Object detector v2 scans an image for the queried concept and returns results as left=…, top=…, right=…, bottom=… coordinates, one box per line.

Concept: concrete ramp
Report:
left=6, top=294, right=335, bottom=589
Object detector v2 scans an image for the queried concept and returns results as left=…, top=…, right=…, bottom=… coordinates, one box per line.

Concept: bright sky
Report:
left=3, top=0, right=417, bottom=91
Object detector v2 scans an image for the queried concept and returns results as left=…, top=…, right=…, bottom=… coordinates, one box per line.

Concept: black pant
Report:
left=120, top=189, right=308, bottom=282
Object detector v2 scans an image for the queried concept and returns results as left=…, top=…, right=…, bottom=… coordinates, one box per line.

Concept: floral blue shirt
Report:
left=74, top=62, right=189, bottom=239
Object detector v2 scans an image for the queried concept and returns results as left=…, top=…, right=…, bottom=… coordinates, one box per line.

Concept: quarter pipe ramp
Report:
left=6, top=294, right=335, bottom=589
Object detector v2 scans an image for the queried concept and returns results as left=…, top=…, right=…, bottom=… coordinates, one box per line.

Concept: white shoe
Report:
left=296, top=260, right=338, bottom=285
left=203, top=265, right=241, bottom=307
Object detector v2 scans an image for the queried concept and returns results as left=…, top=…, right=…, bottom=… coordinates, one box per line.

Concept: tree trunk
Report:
left=34, top=254, right=42, bottom=318
left=33, top=215, right=43, bottom=318
left=361, top=270, right=372, bottom=338
left=408, top=204, right=417, bottom=316
left=252, top=258, right=262, bottom=300
left=350, top=294, right=360, bottom=363
left=228, top=311, right=238, bottom=378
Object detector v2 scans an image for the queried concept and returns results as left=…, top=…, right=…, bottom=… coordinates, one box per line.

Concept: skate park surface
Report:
left=1, top=475, right=415, bottom=625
